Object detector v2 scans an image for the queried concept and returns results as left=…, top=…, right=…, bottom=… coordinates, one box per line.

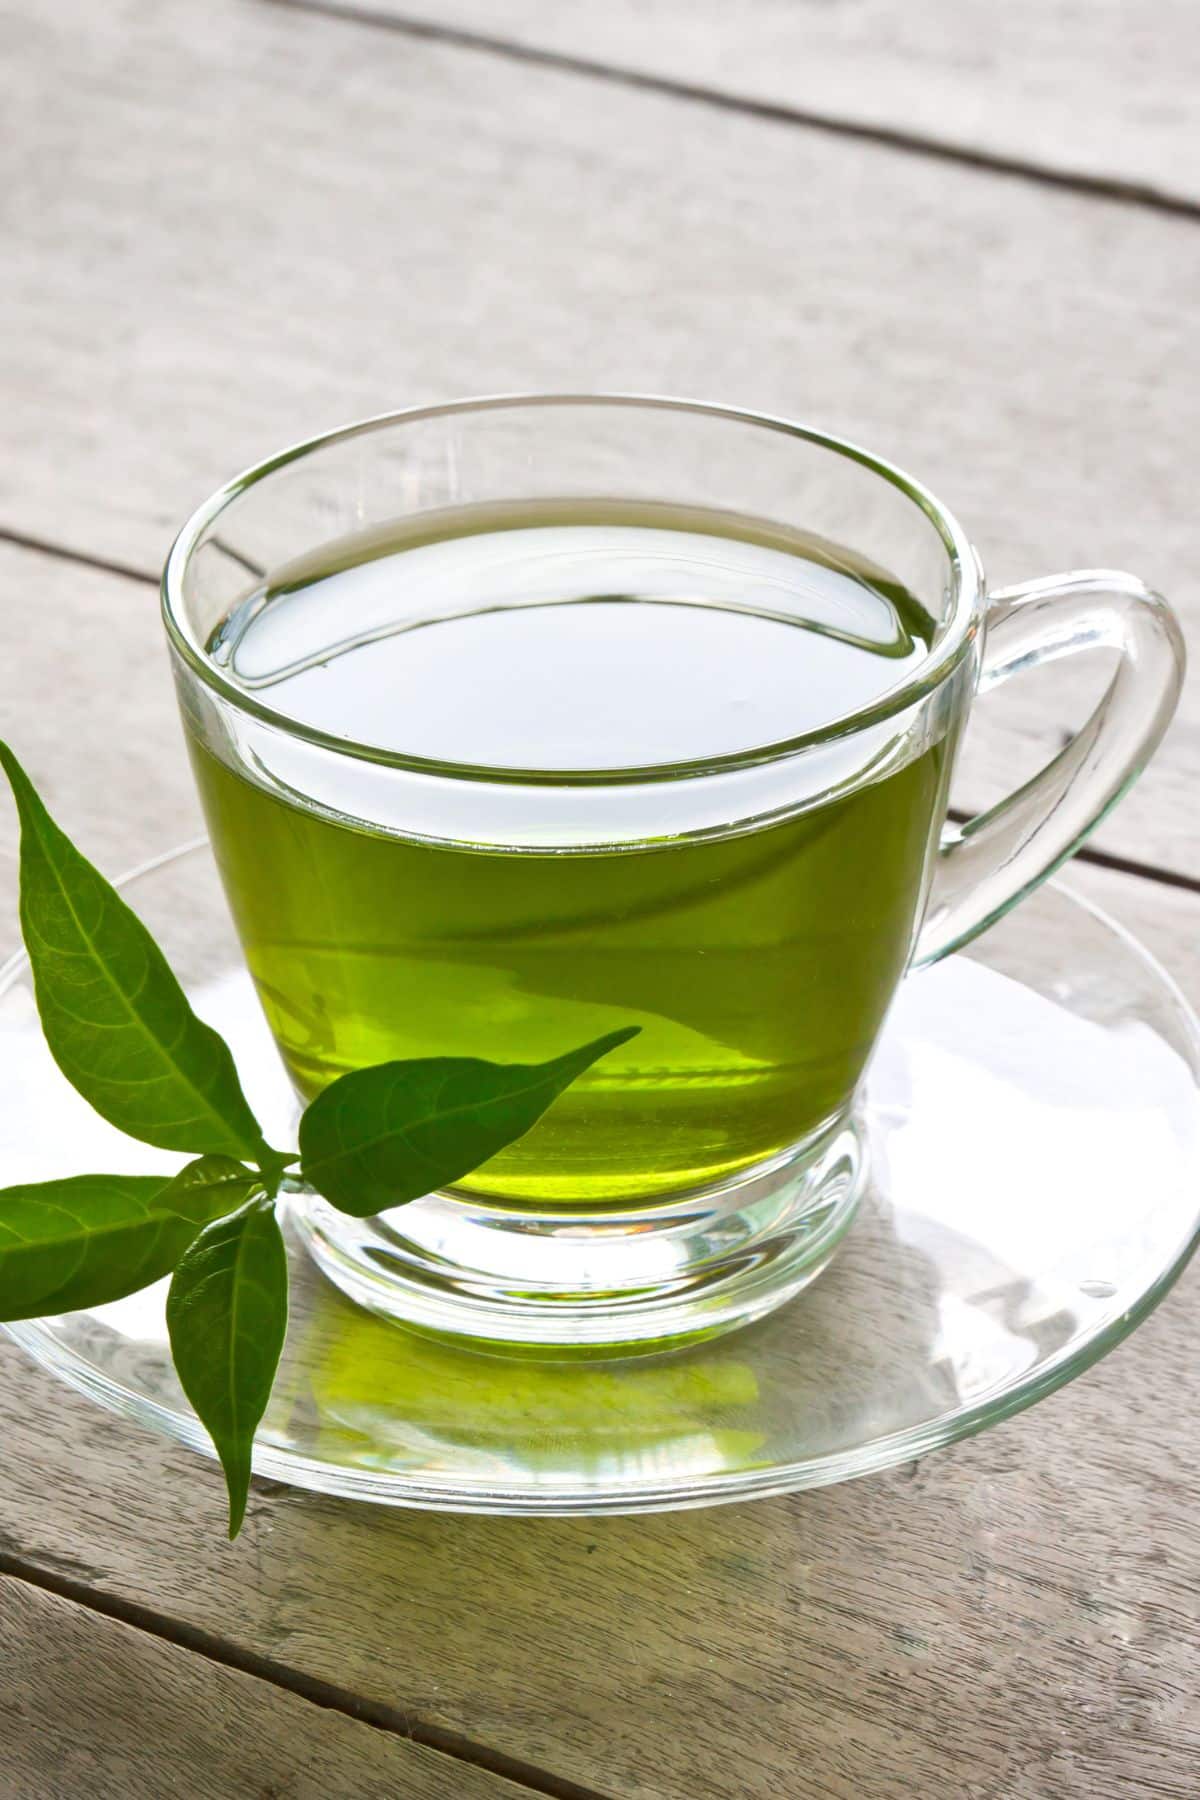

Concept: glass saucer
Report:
left=2, top=842, right=1198, bottom=1514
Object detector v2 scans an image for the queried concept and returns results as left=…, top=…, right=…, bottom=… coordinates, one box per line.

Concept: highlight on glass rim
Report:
left=5, top=5, right=1198, bottom=1791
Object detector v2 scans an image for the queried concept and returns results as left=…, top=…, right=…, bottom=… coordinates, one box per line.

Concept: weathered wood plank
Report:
left=0, top=0, right=1197, bottom=873
left=1, top=4, right=1199, bottom=1792
left=0, top=527, right=1198, bottom=1798
left=306, top=0, right=1200, bottom=209
left=0, top=548, right=198, bottom=888
left=0, top=1575, right=538, bottom=1800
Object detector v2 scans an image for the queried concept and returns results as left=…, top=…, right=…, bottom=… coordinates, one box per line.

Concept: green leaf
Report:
left=299, top=1026, right=640, bottom=1218
left=0, top=1158, right=257, bottom=1320
left=165, top=1196, right=288, bottom=1538
left=0, top=741, right=271, bottom=1163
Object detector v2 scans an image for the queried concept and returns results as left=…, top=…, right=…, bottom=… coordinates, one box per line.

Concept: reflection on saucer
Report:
left=289, top=1287, right=764, bottom=1485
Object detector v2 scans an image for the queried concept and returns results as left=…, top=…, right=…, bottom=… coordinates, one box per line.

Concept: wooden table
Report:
left=2, top=3, right=1198, bottom=1794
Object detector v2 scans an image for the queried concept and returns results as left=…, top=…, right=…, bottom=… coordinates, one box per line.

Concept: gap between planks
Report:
left=6, top=520, right=1197, bottom=905
left=0, top=1549, right=616, bottom=1800
left=261, top=0, right=1200, bottom=224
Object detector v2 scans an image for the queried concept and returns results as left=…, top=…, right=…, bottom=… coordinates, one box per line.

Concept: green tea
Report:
left=191, top=502, right=951, bottom=1206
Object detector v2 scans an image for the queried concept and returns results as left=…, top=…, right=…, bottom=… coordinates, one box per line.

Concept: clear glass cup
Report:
left=162, top=396, right=1185, bottom=1350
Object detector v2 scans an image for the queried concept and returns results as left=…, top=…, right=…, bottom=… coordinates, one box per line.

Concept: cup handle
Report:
left=913, top=569, right=1185, bottom=968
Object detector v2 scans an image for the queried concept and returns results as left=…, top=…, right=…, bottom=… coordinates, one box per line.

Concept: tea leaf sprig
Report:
left=0, top=743, right=637, bottom=1536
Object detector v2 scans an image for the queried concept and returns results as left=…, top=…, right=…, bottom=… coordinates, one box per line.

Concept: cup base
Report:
left=287, top=1111, right=866, bottom=1354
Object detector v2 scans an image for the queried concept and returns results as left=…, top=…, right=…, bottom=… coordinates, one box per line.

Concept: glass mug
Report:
left=162, top=396, right=1184, bottom=1350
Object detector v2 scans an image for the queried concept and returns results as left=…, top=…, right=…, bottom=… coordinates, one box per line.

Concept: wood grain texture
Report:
left=0, top=546, right=199, bottom=883
left=1, top=0, right=1197, bottom=873
left=301, top=0, right=1200, bottom=209
left=0, top=1574, right=537, bottom=1800
left=1, top=3, right=1198, bottom=1795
